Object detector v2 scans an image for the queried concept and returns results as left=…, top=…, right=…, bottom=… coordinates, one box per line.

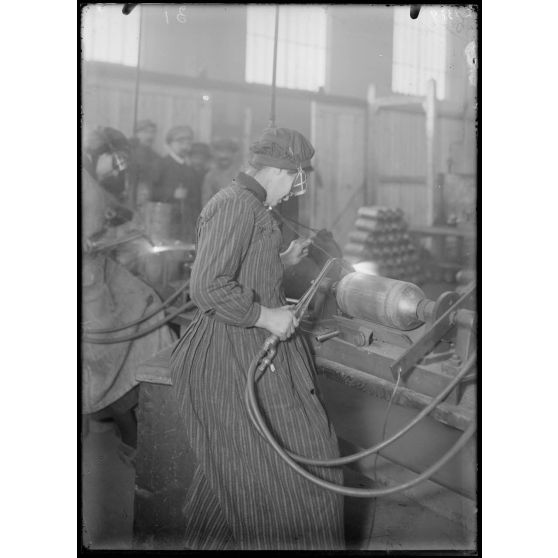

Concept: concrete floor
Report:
left=82, top=420, right=135, bottom=550
left=82, top=417, right=472, bottom=551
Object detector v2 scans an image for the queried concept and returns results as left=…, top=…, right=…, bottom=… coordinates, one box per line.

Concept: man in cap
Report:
left=128, top=119, right=162, bottom=207
left=154, top=125, right=200, bottom=240
left=201, top=137, right=241, bottom=207
left=170, top=127, right=344, bottom=550
left=189, top=142, right=212, bottom=177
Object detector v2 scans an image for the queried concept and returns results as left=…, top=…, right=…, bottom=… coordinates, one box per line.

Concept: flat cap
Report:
left=249, top=127, right=314, bottom=171
left=134, top=119, right=157, bottom=133
left=166, top=125, right=194, bottom=144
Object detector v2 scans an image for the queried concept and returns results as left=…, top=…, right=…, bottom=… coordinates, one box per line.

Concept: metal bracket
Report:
left=331, top=316, right=375, bottom=347
left=390, top=283, right=476, bottom=380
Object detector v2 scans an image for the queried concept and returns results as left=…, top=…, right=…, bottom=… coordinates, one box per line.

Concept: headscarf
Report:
left=249, top=127, right=314, bottom=171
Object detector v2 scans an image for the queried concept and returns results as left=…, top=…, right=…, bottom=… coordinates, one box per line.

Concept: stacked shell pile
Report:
left=344, top=206, right=423, bottom=284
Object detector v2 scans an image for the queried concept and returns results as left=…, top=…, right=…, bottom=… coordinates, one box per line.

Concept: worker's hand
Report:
left=256, top=305, right=298, bottom=341
left=280, top=238, right=312, bottom=268
left=174, top=186, right=188, bottom=200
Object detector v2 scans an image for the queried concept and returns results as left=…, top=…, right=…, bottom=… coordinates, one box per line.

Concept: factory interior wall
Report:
left=81, top=5, right=477, bottom=234
left=326, top=6, right=394, bottom=99
left=138, top=5, right=247, bottom=84
left=122, top=5, right=400, bottom=101
left=368, top=108, right=476, bottom=228
left=136, top=5, right=474, bottom=105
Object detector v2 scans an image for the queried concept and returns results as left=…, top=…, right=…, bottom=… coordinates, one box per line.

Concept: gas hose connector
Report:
left=258, top=356, right=276, bottom=373
left=263, top=335, right=279, bottom=351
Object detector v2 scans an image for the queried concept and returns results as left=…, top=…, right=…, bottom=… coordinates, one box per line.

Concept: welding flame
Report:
left=148, top=242, right=196, bottom=254
left=352, top=261, right=380, bottom=276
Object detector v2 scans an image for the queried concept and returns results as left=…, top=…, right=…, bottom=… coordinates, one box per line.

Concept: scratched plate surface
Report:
left=133, top=382, right=196, bottom=549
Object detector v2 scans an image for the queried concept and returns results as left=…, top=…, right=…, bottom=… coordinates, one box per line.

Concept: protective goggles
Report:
left=112, top=151, right=128, bottom=172
left=290, top=166, right=307, bottom=197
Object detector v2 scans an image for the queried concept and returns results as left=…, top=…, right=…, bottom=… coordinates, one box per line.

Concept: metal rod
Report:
left=269, top=5, right=280, bottom=128
left=315, top=330, right=341, bottom=343
left=128, top=4, right=144, bottom=209
left=132, top=5, right=143, bottom=135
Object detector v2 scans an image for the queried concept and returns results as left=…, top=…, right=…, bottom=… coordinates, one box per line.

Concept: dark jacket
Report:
left=153, top=155, right=200, bottom=214
left=127, top=138, right=162, bottom=198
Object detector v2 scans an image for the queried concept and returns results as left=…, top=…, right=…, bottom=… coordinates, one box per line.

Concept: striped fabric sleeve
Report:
left=190, top=195, right=261, bottom=327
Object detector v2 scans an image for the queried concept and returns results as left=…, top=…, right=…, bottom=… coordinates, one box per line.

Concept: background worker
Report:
left=189, top=141, right=212, bottom=178
left=201, top=137, right=241, bottom=207
left=154, top=125, right=200, bottom=241
left=82, top=127, right=175, bottom=462
left=127, top=119, right=161, bottom=208
left=170, top=127, right=343, bottom=550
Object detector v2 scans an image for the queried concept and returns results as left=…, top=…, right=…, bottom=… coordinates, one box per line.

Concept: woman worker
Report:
left=170, top=127, right=344, bottom=550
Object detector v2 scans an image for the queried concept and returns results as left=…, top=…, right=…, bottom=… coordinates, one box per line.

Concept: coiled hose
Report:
left=245, top=349, right=477, bottom=497
left=84, top=280, right=190, bottom=334
left=82, top=300, right=195, bottom=345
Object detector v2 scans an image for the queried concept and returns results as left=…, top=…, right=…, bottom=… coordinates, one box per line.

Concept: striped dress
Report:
left=170, top=172, right=344, bottom=550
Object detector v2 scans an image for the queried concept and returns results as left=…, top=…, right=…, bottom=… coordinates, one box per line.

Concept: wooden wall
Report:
left=82, top=67, right=213, bottom=151
left=82, top=62, right=476, bottom=240
left=368, top=105, right=476, bottom=227
left=302, top=102, right=367, bottom=248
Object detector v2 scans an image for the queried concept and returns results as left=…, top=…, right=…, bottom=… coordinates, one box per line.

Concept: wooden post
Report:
left=128, top=4, right=143, bottom=209
left=424, top=79, right=438, bottom=226
left=269, top=5, right=280, bottom=128
left=307, top=100, right=319, bottom=230
left=132, top=5, right=143, bottom=136
left=242, top=107, right=252, bottom=167
left=366, top=84, right=379, bottom=207
left=199, top=97, right=212, bottom=143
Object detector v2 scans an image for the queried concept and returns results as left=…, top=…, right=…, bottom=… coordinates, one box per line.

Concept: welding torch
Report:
left=84, top=229, right=154, bottom=254
left=258, top=258, right=340, bottom=372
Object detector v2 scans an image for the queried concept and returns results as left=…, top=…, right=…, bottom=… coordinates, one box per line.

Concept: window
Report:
left=82, top=4, right=140, bottom=66
left=392, top=6, right=448, bottom=99
left=245, top=5, right=327, bottom=92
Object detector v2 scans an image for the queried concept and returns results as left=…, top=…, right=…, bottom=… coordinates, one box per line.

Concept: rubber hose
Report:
left=246, top=353, right=476, bottom=497
left=82, top=301, right=195, bottom=344
left=246, top=351, right=476, bottom=467
left=94, top=297, right=152, bottom=401
left=85, top=281, right=190, bottom=334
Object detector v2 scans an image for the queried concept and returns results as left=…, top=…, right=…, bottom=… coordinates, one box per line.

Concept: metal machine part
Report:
left=335, top=273, right=434, bottom=331
left=390, top=282, right=476, bottom=380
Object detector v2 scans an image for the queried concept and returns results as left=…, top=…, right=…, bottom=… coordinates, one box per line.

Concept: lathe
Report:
left=128, top=242, right=477, bottom=549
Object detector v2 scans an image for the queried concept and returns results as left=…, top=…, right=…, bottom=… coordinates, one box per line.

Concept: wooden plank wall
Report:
left=82, top=73, right=213, bottom=151
left=303, top=101, right=367, bottom=248
left=370, top=107, right=474, bottom=227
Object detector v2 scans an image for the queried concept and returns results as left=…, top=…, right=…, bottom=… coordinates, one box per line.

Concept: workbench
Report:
left=131, top=295, right=476, bottom=549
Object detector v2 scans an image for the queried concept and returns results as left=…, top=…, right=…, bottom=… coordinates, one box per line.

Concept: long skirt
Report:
left=170, top=313, right=345, bottom=550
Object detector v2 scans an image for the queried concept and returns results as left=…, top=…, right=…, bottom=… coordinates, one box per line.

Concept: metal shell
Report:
left=335, top=272, right=428, bottom=331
